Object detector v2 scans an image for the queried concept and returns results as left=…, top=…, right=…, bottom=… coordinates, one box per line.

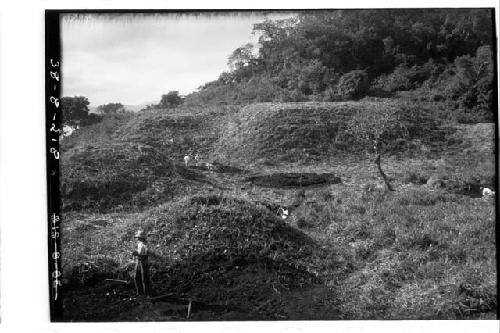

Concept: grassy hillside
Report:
left=60, top=100, right=496, bottom=320
left=217, top=99, right=449, bottom=165
left=62, top=106, right=238, bottom=161
left=60, top=106, right=238, bottom=211
left=60, top=99, right=446, bottom=211
left=215, top=102, right=357, bottom=164
left=60, top=100, right=495, bottom=212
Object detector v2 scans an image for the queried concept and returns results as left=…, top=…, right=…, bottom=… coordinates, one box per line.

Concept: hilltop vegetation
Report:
left=61, top=10, right=495, bottom=130
left=185, top=9, right=495, bottom=124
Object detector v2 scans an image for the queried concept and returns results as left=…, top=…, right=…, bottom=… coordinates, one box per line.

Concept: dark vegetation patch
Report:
left=211, top=161, right=247, bottom=174
left=247, top=172, right=341, bottom=188
left=152, top=196, right=316, bottom=263
left=60, top=143, right=200, bottom=211
left=190, top=161, right=247, bottom=174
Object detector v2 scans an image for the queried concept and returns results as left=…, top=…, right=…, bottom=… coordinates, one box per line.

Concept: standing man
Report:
left=132, top=230, right=152, bottom=296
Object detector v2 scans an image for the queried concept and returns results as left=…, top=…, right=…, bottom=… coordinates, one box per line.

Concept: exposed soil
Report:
left=63, top=279, right=338, bottom=321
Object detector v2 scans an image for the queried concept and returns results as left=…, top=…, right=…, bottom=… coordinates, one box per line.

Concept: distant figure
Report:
left=184, top=155, right=191, bottom=167
left=277, top=207, right=289, bottom=220
left=132, top=230, right=152, bottom=296
left=204, top=162, right=215, bottom=171
left=194, top=153, right=201, bottom=162
left=481, top=187, right=495, bottom=197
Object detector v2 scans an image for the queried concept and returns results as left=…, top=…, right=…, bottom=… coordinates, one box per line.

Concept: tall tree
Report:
left=159, top=91, right=183, bottom=108
left=61, top=96, right=91, bottom=127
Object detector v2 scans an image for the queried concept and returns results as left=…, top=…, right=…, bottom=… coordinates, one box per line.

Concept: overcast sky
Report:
left=61, top=12, right=293, bottom=106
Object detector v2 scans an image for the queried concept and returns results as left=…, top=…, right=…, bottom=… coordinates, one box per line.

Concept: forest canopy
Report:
left=184, top=9, right=495, bottom=122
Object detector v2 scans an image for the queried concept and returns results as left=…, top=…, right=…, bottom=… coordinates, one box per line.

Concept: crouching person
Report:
left=132, top=230, right=152, bottom=296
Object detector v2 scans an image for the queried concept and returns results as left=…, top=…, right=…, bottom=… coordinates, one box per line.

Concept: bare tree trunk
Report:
left=374, top=154, right=394, bottom=191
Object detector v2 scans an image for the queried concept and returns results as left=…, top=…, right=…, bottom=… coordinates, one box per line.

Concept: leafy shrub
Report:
left=372, top=61, right=437, bottom=92
left=159, top=91, right=183, bottom=108
left=321, top=87, right=342, bottom=101
left=374, top=64, right=417, bottom=91
left=336, top=70, right=370, bottom=99
left=436, top=46, right=495, bottom=123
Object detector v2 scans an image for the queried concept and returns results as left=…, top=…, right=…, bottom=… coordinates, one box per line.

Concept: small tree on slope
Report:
left=346, top=104, right=410, bottom=191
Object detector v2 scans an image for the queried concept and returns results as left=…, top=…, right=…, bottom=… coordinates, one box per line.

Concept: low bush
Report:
left=336, top=70, right=370, bottom=99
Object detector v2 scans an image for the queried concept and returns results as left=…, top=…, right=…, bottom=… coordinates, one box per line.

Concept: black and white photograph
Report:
left=51, top=9, right=497, bottom=321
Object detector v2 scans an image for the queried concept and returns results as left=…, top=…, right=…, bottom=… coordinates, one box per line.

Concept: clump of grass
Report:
left=292, top=181, right=496, bottom=319
left=403, top=170, right=429, bottom=185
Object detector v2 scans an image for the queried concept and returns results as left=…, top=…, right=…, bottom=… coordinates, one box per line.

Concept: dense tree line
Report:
left=185, top=9, right=495, bottom=122
left=61, top=96, right=101, bottom=127
left=62, top=10, right=494, bottom=126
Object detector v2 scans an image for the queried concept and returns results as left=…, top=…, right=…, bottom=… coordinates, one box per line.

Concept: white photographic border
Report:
left=0, top=0, right=498, bottom=332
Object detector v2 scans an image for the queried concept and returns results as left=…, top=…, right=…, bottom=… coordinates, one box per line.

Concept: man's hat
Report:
left=134, top=230, right=146, bottom=239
